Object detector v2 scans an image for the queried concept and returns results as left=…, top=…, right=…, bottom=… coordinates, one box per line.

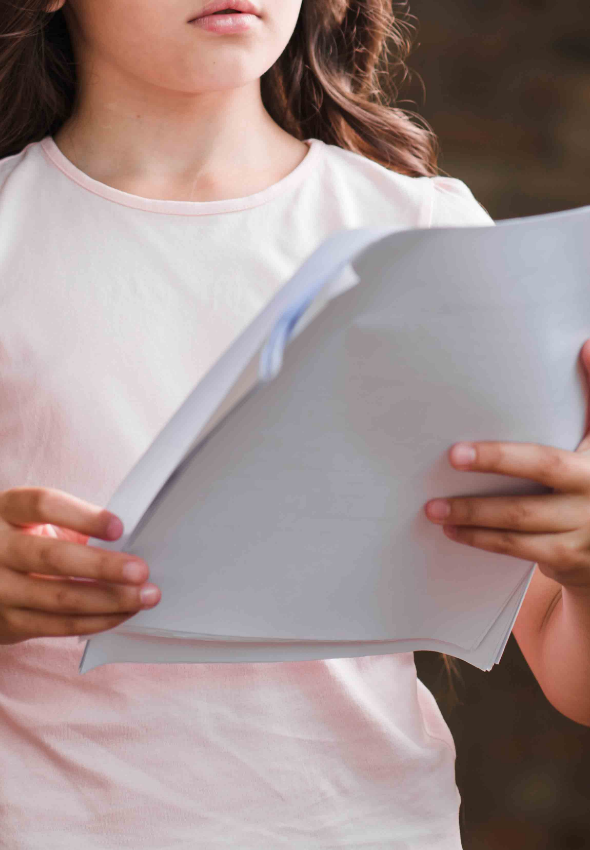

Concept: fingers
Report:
left=447, top=442, right=590, bottom=492
left=442, top=525, right=555, bottom=563
left=0, top=607, right=138, bottom=643
left=425, top=493, right=589, bottom=533
left=422, top=434, right=590, bottom=585
left=442, top=525, right=590, bottom=587
left=0, top=486, right=160, bottom=646
left=1, top=570, right=160, bottom=616
left=0, top=487, right=123, bottom=541
left=2, top=530, right=150, bottom=585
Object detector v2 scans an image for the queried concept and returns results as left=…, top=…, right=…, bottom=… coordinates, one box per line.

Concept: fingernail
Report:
left=426, top=499, right=450, bottom=520
left=106, top=516, right=124, bottom=540
left=451, top=443, right=477, bottom=468
left=122, top=561, right=147, bottom=583
left=443, top=525, right=458, bottom=539
left=140, top=584, right=161, bottom=606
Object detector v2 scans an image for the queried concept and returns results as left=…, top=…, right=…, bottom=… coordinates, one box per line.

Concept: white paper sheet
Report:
left=79, top=567, right=533, bottom=672
left=80, top=204, right=590, bottom=674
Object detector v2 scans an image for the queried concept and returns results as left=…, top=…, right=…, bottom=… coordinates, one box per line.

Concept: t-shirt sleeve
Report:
left=429, top=176, right=494, bottom=228
left=298, top=173, right=495, bottom=331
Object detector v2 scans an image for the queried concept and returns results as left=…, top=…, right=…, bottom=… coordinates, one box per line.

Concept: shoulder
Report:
left=0, top=140, right=46, bottom=201
left=429, top=176, right=494, bottom=227
left=315, top=140, right=494, bottom=229
left=0, top=148, right=27, bottom=191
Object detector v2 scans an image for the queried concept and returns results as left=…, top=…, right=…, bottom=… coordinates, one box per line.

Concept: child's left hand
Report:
left=424, top=339, right=590, bottom=596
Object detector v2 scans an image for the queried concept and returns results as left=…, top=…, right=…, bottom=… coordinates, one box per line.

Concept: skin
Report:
left=2, top=0, right=588, bottom=729
left=424, top=341, right=590, bottom=727
left=49, top=0, right=307, bottom=200
left=0, top=0, right=306, bottom=643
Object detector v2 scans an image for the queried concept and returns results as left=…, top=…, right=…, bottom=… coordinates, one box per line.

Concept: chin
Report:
left=181, top=64, right=268, bottom=93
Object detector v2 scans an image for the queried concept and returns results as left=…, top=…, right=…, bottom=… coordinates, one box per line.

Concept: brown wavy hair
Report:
left=0, top=0, right=460, bottom=696
left=0, top=0, right=440, bottom=174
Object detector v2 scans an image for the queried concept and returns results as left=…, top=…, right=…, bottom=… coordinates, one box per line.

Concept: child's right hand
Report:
left=0, top=486, right=160, bottom=645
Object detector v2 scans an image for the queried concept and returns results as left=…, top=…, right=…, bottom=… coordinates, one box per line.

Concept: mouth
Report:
left=189, top=0, right=261, bottom=21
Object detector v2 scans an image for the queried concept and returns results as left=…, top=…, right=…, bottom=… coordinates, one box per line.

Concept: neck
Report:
left=53, top=66, right=307, bottom=202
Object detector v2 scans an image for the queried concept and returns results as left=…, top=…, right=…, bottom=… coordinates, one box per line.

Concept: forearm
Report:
left=523, top=585, right=590, bottom=726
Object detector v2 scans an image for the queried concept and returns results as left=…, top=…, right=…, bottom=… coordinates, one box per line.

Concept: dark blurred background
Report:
left=402, top=0, right=590, bottom=847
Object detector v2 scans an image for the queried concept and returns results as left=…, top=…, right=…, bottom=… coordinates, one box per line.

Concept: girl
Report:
left=0, top=1, right=588, bottom=847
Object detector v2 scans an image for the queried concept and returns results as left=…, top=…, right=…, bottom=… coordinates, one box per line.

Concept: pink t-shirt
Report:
left=0, top=136, right=493, bottom=849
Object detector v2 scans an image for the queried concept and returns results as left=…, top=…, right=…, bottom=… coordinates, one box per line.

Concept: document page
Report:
left=80, top=204, right=590, bottom=673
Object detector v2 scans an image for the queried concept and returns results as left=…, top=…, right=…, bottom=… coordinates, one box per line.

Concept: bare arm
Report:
left=512, top=565, right=590, bottom=726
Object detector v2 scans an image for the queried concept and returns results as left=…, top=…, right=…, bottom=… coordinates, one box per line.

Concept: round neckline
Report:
left=39, top=135, right=323, bottom=217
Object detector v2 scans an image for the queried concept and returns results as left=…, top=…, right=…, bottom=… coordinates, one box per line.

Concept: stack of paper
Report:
left=80, top=204, right=590, bottom=674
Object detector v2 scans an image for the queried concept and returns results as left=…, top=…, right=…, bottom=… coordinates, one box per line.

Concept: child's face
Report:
left=59, top=0, right=304, bottom=94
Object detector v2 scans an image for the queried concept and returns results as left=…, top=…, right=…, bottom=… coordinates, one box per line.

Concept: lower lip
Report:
left=190, top=12, right=259, bottom=33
